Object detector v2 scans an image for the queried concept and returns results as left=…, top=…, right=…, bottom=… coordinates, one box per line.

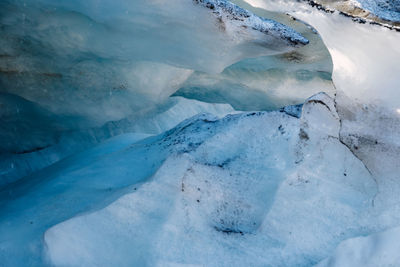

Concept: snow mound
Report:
left=43, top=93, right=376, bottom=266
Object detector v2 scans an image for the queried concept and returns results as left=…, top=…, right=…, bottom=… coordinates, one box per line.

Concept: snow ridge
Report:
left=194, top=0, right=310, bottom=45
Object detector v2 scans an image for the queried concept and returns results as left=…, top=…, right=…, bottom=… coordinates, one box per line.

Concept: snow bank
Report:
left=43, top=93, right=376, bottom=266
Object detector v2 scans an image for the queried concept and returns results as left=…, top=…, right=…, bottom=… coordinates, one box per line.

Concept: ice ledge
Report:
left=194, top=0, right=310, bottom=45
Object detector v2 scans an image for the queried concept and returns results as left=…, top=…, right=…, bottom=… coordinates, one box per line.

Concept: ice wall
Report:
left=1, top=0, right=318, bottom=185
left=175, top=1, right=335, bottom=111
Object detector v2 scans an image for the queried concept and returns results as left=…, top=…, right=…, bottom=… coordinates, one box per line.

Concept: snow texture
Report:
left=43, top=93, right=376, bottom=266
left=195, top=0, right=309, bottom=44
left=317, top=226, right=400, bottom=267
left=354, top=0, right=400, bottom=22
left=0, top=0, right=400, bottom=266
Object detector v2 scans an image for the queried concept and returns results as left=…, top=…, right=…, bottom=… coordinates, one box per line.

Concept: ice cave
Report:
left=0, top=0, right=400, bottom=266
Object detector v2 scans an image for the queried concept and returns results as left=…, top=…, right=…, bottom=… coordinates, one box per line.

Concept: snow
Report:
left=355, top=0, right=400, bottom=22
left=195, top=0, right=309, bottom=45
left=241, top=1, right=400, bottom=265
left=243, top=0, right=400, bottom=216
left=43, top=93, right=376, bottom=266
left=243, top=0, right=400, bottom=109
left=1, top=0, right=400, bottom=266
left=0, top=96, right=234, bottom=186
left=317, top=226, right=400, bottom=267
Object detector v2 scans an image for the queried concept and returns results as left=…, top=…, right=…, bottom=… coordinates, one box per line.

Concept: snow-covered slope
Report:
left=41, top=93, right=376, bottom=266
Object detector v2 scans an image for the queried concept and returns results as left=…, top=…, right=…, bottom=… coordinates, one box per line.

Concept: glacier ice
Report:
left=0, top=0, right=400, bottom=266
left=0, top=0, right=321, bottom=185
left=175, top=1, right=335, bottom=111
left=0, top=96, right=234, bottom=186
left=243, top=0, right=400, bottom=118
left=193, top=0, right=309, bottom=45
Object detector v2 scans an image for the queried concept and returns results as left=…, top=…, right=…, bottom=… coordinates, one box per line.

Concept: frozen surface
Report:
left=244, top=0, right=400, bottom=109
left=353, top=0, right=400, bottom=22
left=295, top=0, right=400, bottom=27
left=335, top=92, right=400, bottom=241
left=317, top=226, right=400, bottom=267
left=1, top=0, right=400, bottom=266
left=243, top=1, right=400, bottom=265
left=297, top=11, right=400, bottom=110
left=43, top=94, right=376, bottom=266
left=0, top=97, right=234, bottom=186
left=0, top=0, right=308, bottom=121
left=194, top=0, right=309, bottom=45
left=0, top=0, right=316, bottom=185
left=176, top=1, right=335, bottom=111
left=244, top=0, right=400, bottom=212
